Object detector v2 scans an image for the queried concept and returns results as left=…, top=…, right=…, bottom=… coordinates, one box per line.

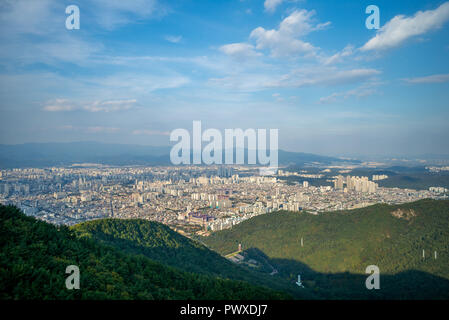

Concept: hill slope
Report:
left=3, top=200, right=448, bottom=300
left=0, top=205, right=289, bottom=300
left=202, top=199, right=449, bottom=299
left=72, top=218, right=315, bottom=299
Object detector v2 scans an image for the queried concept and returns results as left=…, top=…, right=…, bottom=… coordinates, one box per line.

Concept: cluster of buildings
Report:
left=426, top=166, right=449, bottom=173
left=429, top=187, right=448, bottom=194
left=277, top=170, right=324, bottom=179
left=0, top=165, right=447, bottom=235
left=333, top=175, right=378, bottom=193
left=372, top=174, right=389, bottom=181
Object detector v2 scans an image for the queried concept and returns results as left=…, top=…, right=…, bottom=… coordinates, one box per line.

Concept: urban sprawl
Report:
left=0, top=165, right=447, bottom=236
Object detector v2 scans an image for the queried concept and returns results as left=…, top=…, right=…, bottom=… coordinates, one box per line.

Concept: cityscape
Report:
left=1, top=0, right=449, bottom=310
left=1, top=165, right=447, bottom=236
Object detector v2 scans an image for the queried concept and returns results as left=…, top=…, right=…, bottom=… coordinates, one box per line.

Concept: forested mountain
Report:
left=202, top=199, right=449, bottom=299
left=0, top=205, right=288, bottom=300
left=2, top=200, right=449, bottom=300
left=72, top=218, right=242, bottom=277
left=72, top=218, right=319, bottom=298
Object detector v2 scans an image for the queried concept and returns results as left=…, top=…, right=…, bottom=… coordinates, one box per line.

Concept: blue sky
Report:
left=0, top=0, right=448, bottom=157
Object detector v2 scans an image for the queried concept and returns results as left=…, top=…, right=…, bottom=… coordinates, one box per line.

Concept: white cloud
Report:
left=96, top=74, right=190, bottom=93
left=0, top=0, right=166, bottom=34
left=271, top=92, right=284, bottom=101
left=0, top=35, right=102, bottom=67
left=403, top=73, right=449, bottom=84
left=132, top=129, right=170, bottom=136
left=86, top=126, right=120, bottom=133
left=37, top=37, right=103, bottom=65
left=43, top=99, right=138, bottom=112
left=83, top=99, right=138, bottom=112
left=322, top=45, right=354, bottom=65
left=59, top=125, right=120, bottom=134
left=89, top=0, right=163, bottom=30
left=43, top=99, right=76, bottom=112
left=219, top=43, right=261, bottom=60
left=208, top=73, right=275, bottom=91
left=318, top=92, right=339, bottom=104
left=0, top=0, right=165, bottom=45
left=91, top=0, right=157, bottom=15
left=361, top=2, right=449, bottom=51
left=319, top=85, right=378, bottom=104
left=0, top=0, right=101, bottom=66
left=208, top=67, right=381, bottom=91
left=0, top=0, right=60, bottom=36
left=249, top=9, right=330, bottom=58
left=264, top=0, right=284, bottom=13
left=165, top=35, right=182, bottom=43
left=271, top=68, right=381, bottom=88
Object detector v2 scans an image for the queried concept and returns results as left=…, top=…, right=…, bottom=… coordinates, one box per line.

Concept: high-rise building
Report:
left=346, top=175, right=353, bottom=190
left=217, top=166, right=233, bottom=178
left=342, top=176, right=378, bottom=193
left=334, top=175, right=344, bottom=190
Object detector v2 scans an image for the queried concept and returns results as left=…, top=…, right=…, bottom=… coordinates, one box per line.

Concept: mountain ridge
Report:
left=202, top=199, right=449, bottom=299
left=0, top=141, right=359, bottom=168
left=2, top=199, right=448, bottom=299
left=0, top=204, right=290, bottom=300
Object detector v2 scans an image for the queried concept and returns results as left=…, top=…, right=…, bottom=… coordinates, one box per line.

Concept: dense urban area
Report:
left=1, top=164, right=447, bottom=237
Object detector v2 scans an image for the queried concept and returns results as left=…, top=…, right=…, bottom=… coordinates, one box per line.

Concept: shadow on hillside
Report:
left=87, top=233, right=449, bottom=300
left=242, top=248, right=449, bottom=300
left=78, top=223, right=449, bottom=300
left=83, top=233, right=321, bottom=299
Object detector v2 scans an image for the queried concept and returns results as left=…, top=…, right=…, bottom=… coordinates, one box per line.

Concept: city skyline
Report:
left=1, top=0, right=449, bottom=157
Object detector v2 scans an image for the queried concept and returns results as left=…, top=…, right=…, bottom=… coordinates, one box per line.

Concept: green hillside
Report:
left=72, top=218, right=247, bottom=277
left=0, top=205, right=289, bottom=300
left=3, top=199, right=448, bottom=300
left=71, top=217, right=315, bottom=299
left=202, top=199, right=449, bottom=299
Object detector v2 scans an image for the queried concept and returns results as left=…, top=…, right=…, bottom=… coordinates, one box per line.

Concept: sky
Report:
left=0, top=0, right=448, bottom=157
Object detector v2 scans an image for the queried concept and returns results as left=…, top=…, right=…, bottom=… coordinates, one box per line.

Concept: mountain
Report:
left=0, top=142, right=171, bottom=168
left=277, top=150, right=358, bottom=166
left=2, top=200, right=448, bottom=300
left=0, top=141, right=358, bottom=168
left=0, top=205, right=289, bottom=300
left=72, top=218, right=314, bottom=298
left=202, top=199, right=449, bottom=299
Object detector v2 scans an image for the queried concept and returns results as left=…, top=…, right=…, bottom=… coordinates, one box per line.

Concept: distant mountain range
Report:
left=0, top=141, right=359, bottom=168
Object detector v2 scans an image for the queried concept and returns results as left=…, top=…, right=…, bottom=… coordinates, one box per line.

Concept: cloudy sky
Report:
left=0, top=0, right=448, bottom=157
